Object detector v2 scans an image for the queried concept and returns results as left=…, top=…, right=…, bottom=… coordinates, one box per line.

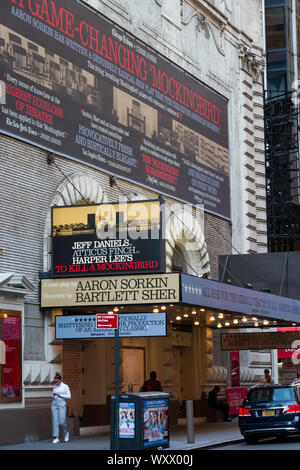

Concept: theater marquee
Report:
left=0, top=0, right=230, bottom=219
left=40, top=273, right=180, bottom=308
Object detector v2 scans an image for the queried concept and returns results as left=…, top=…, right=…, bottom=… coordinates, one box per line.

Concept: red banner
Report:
left=277, top=326, right=300, bottom=359
left=226, top=387, right=248, bottom=415
left=2, top=314, right=21, bottom=398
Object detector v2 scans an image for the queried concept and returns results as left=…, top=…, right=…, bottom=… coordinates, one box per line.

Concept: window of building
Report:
left=267, top=70, right=287, bottom=92
left=266, top=0, right=286, bottom=6
left=0, top=310, right=22, bottom=403
left=267, top=50, right=287, bottom=70
left=266, top=7, right=286, bottom=50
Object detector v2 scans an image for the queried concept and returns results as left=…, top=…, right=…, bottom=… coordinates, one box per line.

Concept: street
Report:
left=214, top=436, right=300, bottom=450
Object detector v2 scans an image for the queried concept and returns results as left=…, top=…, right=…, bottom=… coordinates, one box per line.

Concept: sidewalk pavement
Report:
left=0, top=418, right=244, bottom=451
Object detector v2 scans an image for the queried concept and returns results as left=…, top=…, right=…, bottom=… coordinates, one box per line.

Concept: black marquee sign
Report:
left=51, top=199, right=165, bottom=277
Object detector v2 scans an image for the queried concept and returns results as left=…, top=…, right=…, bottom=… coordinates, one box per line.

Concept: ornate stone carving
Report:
left=238, top=44, right=264, bottom=78
left=181, top=9, right=225, bottom=56
left=196, top=13, right=210, bottom=39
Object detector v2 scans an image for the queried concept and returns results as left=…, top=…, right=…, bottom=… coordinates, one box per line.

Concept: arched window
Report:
left=171, top=245, right=188, bottom=273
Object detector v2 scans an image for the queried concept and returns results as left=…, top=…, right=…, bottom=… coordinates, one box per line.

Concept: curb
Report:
left=172, top=437, right=245, bottom=450
left=186, top=438, right=245, bottom=450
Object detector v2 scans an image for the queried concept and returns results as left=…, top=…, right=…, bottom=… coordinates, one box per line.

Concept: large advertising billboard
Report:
left=51, top=200, right=165, bottom=277
left=0, top=0, right=230, bottom=219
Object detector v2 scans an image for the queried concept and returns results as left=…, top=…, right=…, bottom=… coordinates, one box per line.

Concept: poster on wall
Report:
left=281, top=359, right=298, bottom=385
left=1, top=312, right=21, bottom=401
left=51, top=200, right=165, bottom=277
left=226, top=387, right=248, bottom=416
left=143, top=398, right=169, bottom=448
left=119, top=402, right=135, bottom=439
left=0, top=0, right=230, bottom=219
left=230, top=350, right=240, bottom=387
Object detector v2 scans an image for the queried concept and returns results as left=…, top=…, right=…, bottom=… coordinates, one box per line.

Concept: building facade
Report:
left=0, top=0, right=269, bottom=443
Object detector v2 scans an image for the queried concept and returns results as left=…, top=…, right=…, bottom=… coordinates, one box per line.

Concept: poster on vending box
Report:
left=119, top=402, right=135, bottom=439
left=143, top=398, right=169, bottom=448
left=0, top=0, right=230, bottom=220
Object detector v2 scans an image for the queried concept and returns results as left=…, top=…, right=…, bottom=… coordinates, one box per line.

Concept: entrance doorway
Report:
left=122, top=347, right=145, bottom=393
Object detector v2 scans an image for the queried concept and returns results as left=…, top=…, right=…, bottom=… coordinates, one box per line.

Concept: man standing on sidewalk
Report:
left=208, top=386, right=231, bottom=422
left=51, top=373, right=71, bottom=444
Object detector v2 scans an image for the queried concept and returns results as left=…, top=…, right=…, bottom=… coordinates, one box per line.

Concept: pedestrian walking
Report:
left=51, top=373, right=71, bottom=444
left=140, top=371, right=162, bottom=392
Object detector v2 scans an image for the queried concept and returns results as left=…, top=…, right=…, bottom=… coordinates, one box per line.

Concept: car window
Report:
left=293, top=386, right=300, bottom=401
left=246, top=387, right=295, bottom=404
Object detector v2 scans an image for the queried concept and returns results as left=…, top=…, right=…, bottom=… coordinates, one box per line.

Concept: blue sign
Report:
left=181, top=273, right=300, bottom=323
left=55, top=312, right=166, bottom=339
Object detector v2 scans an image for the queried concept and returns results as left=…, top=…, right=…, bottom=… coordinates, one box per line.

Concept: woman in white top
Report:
left=51, top=373, right=71, bottom=444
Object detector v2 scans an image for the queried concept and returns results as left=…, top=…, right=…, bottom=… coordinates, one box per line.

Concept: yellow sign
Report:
left=41, top=273, right=180, bottom=308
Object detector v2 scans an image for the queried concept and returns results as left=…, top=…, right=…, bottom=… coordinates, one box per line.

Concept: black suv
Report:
left=239, top=384, right=300, bottom=444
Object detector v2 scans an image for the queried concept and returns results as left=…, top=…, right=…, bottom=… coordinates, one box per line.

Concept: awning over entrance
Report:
left=40, top=272, right=300, bottom=330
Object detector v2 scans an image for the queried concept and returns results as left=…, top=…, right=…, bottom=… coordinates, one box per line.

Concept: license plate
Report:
left=262, top=410, right=275, bottom=416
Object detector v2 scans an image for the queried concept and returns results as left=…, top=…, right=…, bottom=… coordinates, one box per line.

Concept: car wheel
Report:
left=244, top=436, right=257, bottom=444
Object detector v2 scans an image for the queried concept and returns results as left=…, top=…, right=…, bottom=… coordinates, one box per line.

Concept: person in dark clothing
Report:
left=140, top=371, right=162, bottom=392
left=208, top=386, right=231, bottom=422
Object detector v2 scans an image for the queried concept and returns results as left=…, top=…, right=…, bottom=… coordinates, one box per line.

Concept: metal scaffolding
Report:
left=264, top=90, right=300, bottom=251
